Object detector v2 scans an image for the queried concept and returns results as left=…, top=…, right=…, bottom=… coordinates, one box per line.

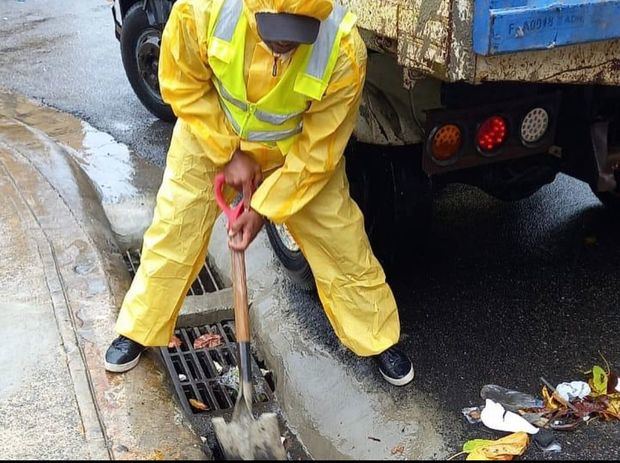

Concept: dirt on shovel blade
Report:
left=212, top=412, right=287, bottom=460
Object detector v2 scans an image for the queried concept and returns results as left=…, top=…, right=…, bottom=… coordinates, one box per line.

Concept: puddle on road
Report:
left=0, top=89, right=163, bottom=249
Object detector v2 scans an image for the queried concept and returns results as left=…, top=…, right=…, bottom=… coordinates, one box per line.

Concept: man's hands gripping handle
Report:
left=214, top=171, right=265, bottom=252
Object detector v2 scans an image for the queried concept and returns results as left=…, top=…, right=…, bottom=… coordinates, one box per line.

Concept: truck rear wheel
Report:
left=265, top=223, right=315, bottom=291
left=120, top=4, right=176, bottom=122
left=347, top=143, right=433, bottom=273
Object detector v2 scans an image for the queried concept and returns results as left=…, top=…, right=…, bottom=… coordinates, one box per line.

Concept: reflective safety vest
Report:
left=206, top=0, right=356, bottom=153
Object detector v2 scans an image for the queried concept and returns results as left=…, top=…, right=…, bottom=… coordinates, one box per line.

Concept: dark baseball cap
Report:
left=255, top=12, right=321, bottom=44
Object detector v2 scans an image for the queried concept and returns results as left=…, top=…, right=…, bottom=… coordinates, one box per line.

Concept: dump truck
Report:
left=112, top=0, right=620, bottom=287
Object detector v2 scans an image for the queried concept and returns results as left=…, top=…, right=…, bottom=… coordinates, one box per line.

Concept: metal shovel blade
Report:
left=212, top=409, right=286, bottom=460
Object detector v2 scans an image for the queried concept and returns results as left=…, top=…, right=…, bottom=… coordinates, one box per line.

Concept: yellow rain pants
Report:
left=115, top=0, right=400, bottom=356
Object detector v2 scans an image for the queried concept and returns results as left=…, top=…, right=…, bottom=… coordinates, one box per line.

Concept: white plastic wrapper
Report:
left=555, top=381, right=591, bottom=402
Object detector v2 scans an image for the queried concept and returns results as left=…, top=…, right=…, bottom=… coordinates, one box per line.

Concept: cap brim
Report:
left=256, top=13, right=320, bottom=45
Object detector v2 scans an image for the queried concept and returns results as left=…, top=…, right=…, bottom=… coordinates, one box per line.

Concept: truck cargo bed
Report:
left=343, top=0, right=620, bottom=86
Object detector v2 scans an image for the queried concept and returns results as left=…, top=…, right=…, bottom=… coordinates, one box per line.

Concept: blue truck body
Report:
left=473, top=0, right=620, bottom=55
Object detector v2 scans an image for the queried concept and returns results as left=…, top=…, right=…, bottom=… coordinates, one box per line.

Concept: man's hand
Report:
left=228, top=209, right=265, bottom=252
left=223, top=149, right=262, bottom=209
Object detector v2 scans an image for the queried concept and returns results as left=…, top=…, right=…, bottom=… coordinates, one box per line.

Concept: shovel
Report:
left=211, top=173, right=287, bottom=460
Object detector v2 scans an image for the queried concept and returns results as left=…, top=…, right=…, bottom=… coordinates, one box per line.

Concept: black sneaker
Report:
left=376, top=346, right=414, bottom=386
left=104, top=335, right=146, bottom=373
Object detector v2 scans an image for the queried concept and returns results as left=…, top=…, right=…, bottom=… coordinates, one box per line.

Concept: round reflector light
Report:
left=431, top=124, right=462, bottom=161
left=477, top=116, right=507, bottom=153
left=520, top=107, right=549, bottom=144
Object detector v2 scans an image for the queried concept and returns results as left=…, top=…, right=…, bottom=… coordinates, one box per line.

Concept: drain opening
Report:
left=123, top=249, right=221, bottom=295
left=126, top=252, right=307, bottom=457
left=160, top=321, right=274, bottom=416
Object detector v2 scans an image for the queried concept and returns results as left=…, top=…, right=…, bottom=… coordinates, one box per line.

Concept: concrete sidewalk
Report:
left=0, top=94, right=204, bottom=460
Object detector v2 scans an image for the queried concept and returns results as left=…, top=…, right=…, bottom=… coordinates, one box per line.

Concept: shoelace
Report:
left=112, top=336, right=131, bottom=349
left=382, top=348, right=403, bottom=367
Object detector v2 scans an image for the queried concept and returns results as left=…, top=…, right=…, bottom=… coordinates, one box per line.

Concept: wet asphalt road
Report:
left=1, top=0, right=618, bottom=459
left=0, top=0, right=171, bottom=167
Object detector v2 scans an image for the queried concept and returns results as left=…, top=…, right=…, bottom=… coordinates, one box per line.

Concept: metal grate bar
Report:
left=123, top=249, right=219, bottom=296
left=124, top=249, right=140, bottom=276
left=174, top=343, right=207, bottom=407
left=160, top=322, right=274, bottom=415
left=180, top=328, right=222, bottom=410
left=204, top=263, right=220, bottom=291
left=187, top=284, right=196, bottom=297
left=193, top=269, right=208, bottom=295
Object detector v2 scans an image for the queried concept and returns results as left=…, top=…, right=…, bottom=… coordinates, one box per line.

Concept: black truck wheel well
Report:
left=118, top=0, right=174, bottom=25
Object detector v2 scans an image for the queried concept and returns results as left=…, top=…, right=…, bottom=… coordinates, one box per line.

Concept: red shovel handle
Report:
left=214, top=173, right=244, bottom=228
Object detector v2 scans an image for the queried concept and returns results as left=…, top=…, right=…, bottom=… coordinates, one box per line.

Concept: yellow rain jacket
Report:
left=115, top=0, right=400, bottom=356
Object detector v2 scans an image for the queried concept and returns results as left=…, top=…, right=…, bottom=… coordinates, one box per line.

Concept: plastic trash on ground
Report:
left=517, top=411, right=549, bottom=427
left=480, top=399, right=540, bottom=434
left=462, top=406, right=483, bottom=424
left=533, top=429, right=562, bottom=454
left=480, top=385, right=544, bottom=412
left=555, top=381, right=591, bottom=402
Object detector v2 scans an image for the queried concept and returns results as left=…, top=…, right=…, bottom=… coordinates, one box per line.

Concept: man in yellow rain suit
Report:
left=105, top=0, right=414, bottom=386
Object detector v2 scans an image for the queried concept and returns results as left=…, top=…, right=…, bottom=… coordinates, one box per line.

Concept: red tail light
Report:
left=476, top=116, right=507, bottom=153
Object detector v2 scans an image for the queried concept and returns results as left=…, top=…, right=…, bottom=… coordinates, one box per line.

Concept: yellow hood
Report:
left=243, top=0, right=334, bottom=21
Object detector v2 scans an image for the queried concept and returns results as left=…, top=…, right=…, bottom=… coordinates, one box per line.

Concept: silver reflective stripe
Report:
left=215, top=78, right=306, bottom=126
left=305, top=5, right=347, bottom=79
left=215, top=79, right=248, bottom=111
left=255, top=107, right=306, bottom=125
left=219, top=101, right=242, bottom=134
left=219, top=97, right=303, bottom=141
left=246, top=124, right=303, bottom=142
left=213, top=0, right=243, bottom=42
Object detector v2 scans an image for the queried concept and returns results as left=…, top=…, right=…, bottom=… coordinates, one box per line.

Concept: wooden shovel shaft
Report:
left=231, top=248, right=251, bottom=343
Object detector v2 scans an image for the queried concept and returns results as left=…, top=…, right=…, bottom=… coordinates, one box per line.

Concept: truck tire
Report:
left=346, top=142, right=432, bottom=273
left=120, top=4, right=176, bottom=122
left=265, top=222, right=315, bottom=291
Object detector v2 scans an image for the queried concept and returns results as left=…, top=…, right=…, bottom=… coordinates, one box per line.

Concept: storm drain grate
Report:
left=123, top=249, right=220, bottom=296
left=159, top=321, right=274, bottom=416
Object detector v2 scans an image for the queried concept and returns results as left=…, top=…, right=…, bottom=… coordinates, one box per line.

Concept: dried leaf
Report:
left=168, top=335, right=182, bottom=349
left=542, top=386, right=561, bottom=411
left=463, top=432, right=529, bottom=461
left=589, top=365, right=608, bottom=396
left=193, top=333, right=223, bottom=349
left=189, top=399, right=209, bottom=411
left=572, top=398, right=607, bottom=416
left=605, top=395, right=620, bottom=417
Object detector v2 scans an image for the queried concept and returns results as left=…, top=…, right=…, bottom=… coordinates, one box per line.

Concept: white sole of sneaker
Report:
left=104, top=353, right=142, bottom=373
left=380, top=365, right=415, bottom=386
